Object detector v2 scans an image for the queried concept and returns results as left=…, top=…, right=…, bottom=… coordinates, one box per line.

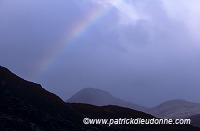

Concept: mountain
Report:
left=67, top=88, right=148, bottom=112
left=0, top=66, right=82, bottom=130
left=69, top=103, right=200, bottom=131
left=0, top=66, right=199, bottom=131
left=149, top=99, right=200, bottom=119
left=188, top=114, right=200, bottom=128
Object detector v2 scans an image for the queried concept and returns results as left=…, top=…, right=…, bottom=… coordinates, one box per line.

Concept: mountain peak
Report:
left=77, top=87, right=113, bottom=96
left=67, top=88, right=113, bottom=105
left=67, top=87, right=148, bottom=112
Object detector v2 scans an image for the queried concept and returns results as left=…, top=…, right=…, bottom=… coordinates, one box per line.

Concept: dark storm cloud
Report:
left=1, top=0, right=200, bottom=107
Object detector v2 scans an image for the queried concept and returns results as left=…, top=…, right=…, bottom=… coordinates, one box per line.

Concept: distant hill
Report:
left=0, top=66, right=199, bottom=131
left=67, top=88, right=148, bottom=112
left=149, top=99, right=200, bottom=119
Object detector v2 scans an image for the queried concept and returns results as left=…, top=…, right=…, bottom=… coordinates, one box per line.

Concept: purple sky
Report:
left=1, top=0, right=200, bottom=107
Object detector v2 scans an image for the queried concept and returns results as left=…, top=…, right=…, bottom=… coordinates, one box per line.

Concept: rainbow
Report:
left=33, top=0, right=122, bottom=80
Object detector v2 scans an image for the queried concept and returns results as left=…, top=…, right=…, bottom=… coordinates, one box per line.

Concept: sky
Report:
left=1, top=0, right=200, bottom=107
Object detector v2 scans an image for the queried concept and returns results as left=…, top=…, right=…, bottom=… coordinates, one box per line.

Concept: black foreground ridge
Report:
left=0, top=66, right=200, bottom=131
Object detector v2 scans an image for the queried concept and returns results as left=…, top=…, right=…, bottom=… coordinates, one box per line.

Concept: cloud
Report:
left=1, top=0, right=200, bottom=106
left=162, top=0, right=200, bottom=39
left=91, top=0, right=148, bottom=25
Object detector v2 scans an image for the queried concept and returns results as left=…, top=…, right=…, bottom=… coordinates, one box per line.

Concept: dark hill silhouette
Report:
left=188, top=114, right=200, bottom=128
left=0, top=66, right=199, bottom=130
left=0, top=66, right=81, bottom=130
left=67, top=88, right=148, bottom=112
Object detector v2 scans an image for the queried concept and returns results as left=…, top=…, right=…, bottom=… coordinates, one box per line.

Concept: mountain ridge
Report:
left=0, top=66, right=199, bottom=130
left=68, top=87, right=200, bottom=128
